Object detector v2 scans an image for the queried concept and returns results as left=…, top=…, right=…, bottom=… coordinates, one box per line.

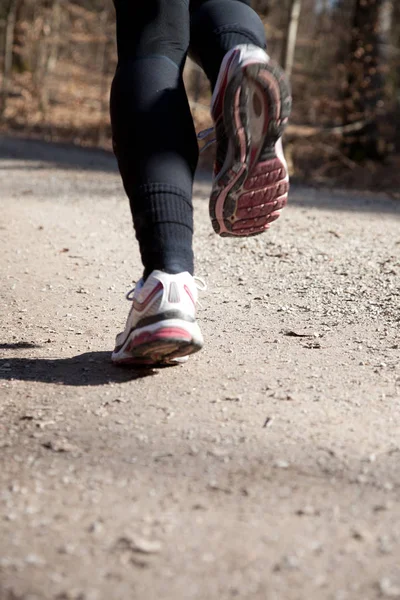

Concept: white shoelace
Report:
left=193, top=276, right=207, bottom=292
left=197, top=127, right=216, bottom=154
left=126, top=279, right=144, bottom=301
left=125, top=276, right=207, bottom=303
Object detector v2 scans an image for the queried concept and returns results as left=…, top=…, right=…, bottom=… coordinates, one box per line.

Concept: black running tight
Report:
left=110, top=0, right=266, bottom=278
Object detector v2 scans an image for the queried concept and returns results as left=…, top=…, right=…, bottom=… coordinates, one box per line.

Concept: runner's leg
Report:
left=111, top=0, right=198, bottom=279
left=190, top=0, right=267, bottom=88
left=110, top=0, right=204, bottom=366
left=190, top=0, right=291, bottom=238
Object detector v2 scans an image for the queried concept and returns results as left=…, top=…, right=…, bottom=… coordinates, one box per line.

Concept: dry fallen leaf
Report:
left=115, top=535, right=162, bottom=555
left=42, top=439, right=81, bottom=453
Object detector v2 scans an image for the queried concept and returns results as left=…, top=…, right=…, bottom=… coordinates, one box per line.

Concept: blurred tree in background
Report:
left=0, top=0, right=399, bottom=188
left=343, top=0, right=393, bottom=159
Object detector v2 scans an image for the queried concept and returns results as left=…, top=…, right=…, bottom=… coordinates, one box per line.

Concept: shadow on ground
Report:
left=289, top=185, right=400, bottom=216
left=0, top=342, right=41, bottom=350
left=0, top=135, right=118, bottom=173
left=0, top=352, right=157, bottom=386
left=1, top=134, right=399, bottom=215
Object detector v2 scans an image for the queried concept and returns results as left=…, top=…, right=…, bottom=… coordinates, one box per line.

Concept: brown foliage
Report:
left=0, top=0, right=399, bottom=188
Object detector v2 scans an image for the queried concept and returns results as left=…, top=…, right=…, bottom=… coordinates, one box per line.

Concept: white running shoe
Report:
left=112, top=270, right=204, bottom=366
left=209, top=44, right=292, bottom=237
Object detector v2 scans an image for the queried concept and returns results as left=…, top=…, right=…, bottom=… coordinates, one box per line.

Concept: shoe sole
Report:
left=210, top=59, right=291, bottom=237
left=111, top=320, right=203, bottom=367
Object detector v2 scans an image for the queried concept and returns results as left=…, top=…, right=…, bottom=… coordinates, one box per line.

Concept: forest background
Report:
left=0, top=0, right=399, bottom=191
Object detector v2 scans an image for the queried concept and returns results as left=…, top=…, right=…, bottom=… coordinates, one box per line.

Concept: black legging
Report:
left=110, top=0, right=266, bottom=278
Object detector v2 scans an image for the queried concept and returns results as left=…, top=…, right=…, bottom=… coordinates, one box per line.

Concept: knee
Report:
left=191, top=0, right=265, bottom=38
left=114, top=0, right=190, bottom=68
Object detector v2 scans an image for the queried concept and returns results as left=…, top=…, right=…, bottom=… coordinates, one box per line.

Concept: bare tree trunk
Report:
left=33, top=0, right=61, bottom=119
left=46, top=0, right=62, bottom=75
left=343, top=0, right=393, bottom=159
left=1, top=0, right=18, bottom=119
left=12, top=0, right=28, bottom=74
left=36, top=7, right=51, bottom=116
left=280, top=0, right=302, bottom=79
left=97, top=7, right=111, bottom=146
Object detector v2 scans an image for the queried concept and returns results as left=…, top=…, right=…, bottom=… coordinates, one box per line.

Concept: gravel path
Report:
left=0, top=136, right=399, bottom=600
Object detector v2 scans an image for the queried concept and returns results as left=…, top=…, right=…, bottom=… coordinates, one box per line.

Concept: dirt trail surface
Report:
left=0, top=136, right=399, bottom=600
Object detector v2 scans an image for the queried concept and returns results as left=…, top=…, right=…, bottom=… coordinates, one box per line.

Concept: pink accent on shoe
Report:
left=244, top=158, right=286, bottom=189
left=212, top=49, right=240, bottom=123
left=151, top=327, right=192, bottom=340
left=131, top=282, right=163, bottom=312
left=184, top=285, right=196, bottom=308
left=214, top=87, right=248, bottom=235
left=126, top=328, right=192, bottom=353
